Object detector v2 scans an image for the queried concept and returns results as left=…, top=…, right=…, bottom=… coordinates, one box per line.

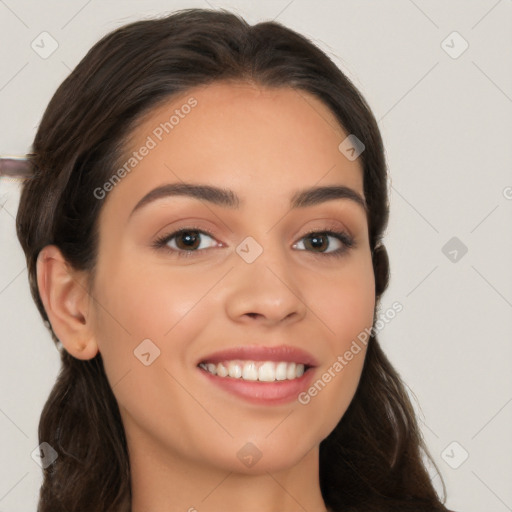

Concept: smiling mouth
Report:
left=198, top=360, right=312, bottom=382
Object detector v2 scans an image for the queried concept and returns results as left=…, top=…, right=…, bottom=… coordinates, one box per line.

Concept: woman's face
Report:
left=88, top=81, right=375, bottom=474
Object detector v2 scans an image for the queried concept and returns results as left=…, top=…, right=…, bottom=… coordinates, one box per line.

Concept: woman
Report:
left=16, top=8, right=453, bottom=512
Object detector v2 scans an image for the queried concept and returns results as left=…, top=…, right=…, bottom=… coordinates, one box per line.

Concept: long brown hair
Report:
left=16, top=8, right=451, bottom=511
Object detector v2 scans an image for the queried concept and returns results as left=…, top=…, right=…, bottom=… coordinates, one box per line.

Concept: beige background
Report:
left=1, top=1, right=511, bottom=511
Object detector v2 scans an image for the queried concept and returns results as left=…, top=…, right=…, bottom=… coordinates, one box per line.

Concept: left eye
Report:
left=293, top=231, right=347, bottom=254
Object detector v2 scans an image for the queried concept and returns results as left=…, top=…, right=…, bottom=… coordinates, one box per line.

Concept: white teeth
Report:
left=199, top=360, right=307, bottom=381
left=242, top=362, right=258, bottom=381
left=286, top=362, right=296, bottom=380
left=217, top=363, right=228, bottom=377
left=275, top=362, right=288, bottom=381
left=228, top=361, right=242, bottom=378
left=258, top=362, right=275, bottom=382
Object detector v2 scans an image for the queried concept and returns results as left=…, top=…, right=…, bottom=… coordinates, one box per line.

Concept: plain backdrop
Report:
left=1, top=1, right=511, bottom=511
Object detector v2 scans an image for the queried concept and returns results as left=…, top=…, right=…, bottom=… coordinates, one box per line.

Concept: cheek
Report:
left=91, top=258, right=217, bottom=380
left=296, top=255, right=375, bottom=434
left=306, top=254, right=375, bottom=348
left=89, top=260, right=218, bottom=445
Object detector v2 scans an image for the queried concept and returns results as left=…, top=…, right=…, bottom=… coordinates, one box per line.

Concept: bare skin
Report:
left=37, top=81, right=375, bottom=512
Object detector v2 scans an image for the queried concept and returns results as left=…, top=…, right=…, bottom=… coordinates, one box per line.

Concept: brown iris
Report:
left=304, top=233, right=329, bottom=252
left=175, top=231, right=201, bottom=250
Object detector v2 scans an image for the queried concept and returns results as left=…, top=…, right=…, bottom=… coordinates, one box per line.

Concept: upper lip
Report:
left=197, top=344, right=319, bottom=367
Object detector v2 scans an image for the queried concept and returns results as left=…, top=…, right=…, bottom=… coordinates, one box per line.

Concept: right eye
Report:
left=153, top=228, right=221, bottom=256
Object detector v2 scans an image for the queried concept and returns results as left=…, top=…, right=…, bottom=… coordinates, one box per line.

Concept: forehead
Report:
left=100, top=81, right=364, bottom=221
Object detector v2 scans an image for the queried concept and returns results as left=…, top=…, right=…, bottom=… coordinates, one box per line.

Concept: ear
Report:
left=372, top=243, right=390, bottom=300
left=36, top=245, right=99, bottom=360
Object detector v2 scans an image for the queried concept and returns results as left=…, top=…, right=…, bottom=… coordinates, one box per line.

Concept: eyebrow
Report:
left=128, top=182, right=367, bottom=219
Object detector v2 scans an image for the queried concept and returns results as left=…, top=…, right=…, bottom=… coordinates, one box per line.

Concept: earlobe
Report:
left=36, top=245, right=99, bottom=360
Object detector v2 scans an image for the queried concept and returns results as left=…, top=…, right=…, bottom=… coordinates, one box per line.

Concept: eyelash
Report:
left=152, top=225, right=356, bottom=260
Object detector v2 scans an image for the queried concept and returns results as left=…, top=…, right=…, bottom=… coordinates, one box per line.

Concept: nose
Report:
left=224, top=242, right=307, bottom=327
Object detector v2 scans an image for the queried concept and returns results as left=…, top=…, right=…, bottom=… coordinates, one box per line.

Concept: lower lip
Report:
left=197, top=366, right=316, bottom=405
